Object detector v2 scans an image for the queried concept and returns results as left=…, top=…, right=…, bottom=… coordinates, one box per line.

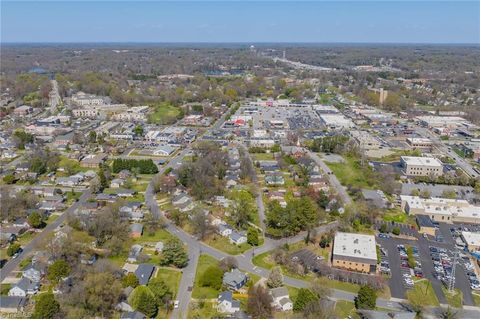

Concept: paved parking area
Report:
left=376, top=221, right=477, bottom=306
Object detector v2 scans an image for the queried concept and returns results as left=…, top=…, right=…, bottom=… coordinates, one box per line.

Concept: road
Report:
left=0, top=190, right=92, bottom=283
left=49, top=79, right=61, bottom=113
left=306, top=150, right=352, bottom=205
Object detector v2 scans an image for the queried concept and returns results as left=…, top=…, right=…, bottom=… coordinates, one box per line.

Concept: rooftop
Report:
left=333, top=232, right=377, bottom=261
left=400, top=156, right=443, bottom=167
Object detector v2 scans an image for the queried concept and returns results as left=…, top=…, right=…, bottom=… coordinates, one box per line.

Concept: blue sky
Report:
left=1, top=1, right=479, bottom=43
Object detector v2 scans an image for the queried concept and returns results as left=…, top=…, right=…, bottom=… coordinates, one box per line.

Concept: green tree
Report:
left=293, top=288, right=319, bottom=312
left=88, top=131, right=97, bottom=144
left=3, top=174, right=16, bottom=184
left=199, top=265, right=224, bottom=290
left=392, top=227, right=401, bottom=236
left=47, top=259, right=71, bottom=282
left=148, top=277, right=172, bottom=305
left=229, top=189, right=257, bottom=229
left=122, top=272, right=139, bottom=288
left=82, top=271, right=122, bottom=316
left=133, top=125, right=144, bottom=136
left=7, top=243, right=21, bottom=257
left=28, top=211, right=45, bottom=228
left=355, top=285, right=377, bottom=310
left=271, top=144, right=281, bottom=153
left=379, top=224, right=387, bottom=233
left=98, top=165, right=109, bottom=191
left=247, top=227, right=259, bottom=246
left=31, top=293, right=60, bottom=319
left=160, top=238, right=189, bottom=268
left=129, top=286, right=158, bottom=318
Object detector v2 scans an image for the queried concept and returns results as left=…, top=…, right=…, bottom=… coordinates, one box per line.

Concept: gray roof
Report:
left=0, top=296, right=27, bottom=309
left=223, top=269, right=247, bottom=287
left=270, top=287, right=289, bottom=299
left=230, top=231, right=246, bottom=242
left=218, top=291, right=233, bottom=303
left=416, top=214, right=436, bottom=228
left=120, top=311, right=146, bottom=319
left=130, top=223, right=143, bottom=233
left=14, top=277, right=38, bottom=291
left=135, top=264, right=155, bottom=285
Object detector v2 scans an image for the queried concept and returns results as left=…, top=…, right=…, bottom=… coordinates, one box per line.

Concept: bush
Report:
left=31, top=293, right=59, bottom=319
left=379, top=223, right=388, bottom=233
left=47, top=260, right=71, bottom=282
left=129, top=286, right=158, bottom=318
left=293, top=288, right=318, bottom=312
left=392, top=227, right=401, bottom=236
left=7, top=243, right=21, bottom=257
left=3, top=174, right=16, bottom=184
left=199, top=266, right=224, bottom=290
left=247, top=228, right=259, bottom=246
left=122, top=272, right=139, bottom=288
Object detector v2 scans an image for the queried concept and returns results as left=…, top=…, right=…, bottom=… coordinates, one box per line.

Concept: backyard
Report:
left=148, top=103, right=182, bottom=124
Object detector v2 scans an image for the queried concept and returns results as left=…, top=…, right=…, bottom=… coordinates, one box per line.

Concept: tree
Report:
left=247, top=228, right=260, bottom=246
left=191, top=208, right=210, bottom=240
left=88, top=131, right=97, bottom=144
left=199, top=265, right=224, bottom=290
left=2, top=174, right=16, bottom=184
left=160, top=238, right=189, bottom=268
left=133, top=125, right=144, bottom=136
left=293, top=288, right=319, bottom=312
left=7, top=243, right=21, bottom=257
left=247, top=285, right=272, bottom=319
left=439, top=307, right=458, bottom=319
left=122, top=272, right=139, bottom=288
left=82, top=271, right=123, bottom=316
left=98, top=165, right=109, bottom=191
left=229, top=189, right=257, bottom=229
left=47, top=259, right=71, bottom=282
left=420, top=189, right=431, bottom=199
left=148, top=277, right=172, bottom=306
left=379, top=223, right=387, bottom=233
left=129, top=286, right=158, bottom=318
left=392, top=227, right=401, bottom=236
left=12, top=130, right=34, bottom=149
left=266, top=266, right=283, bottom=288
left=28, top=211, right=45, bottom=229
left=355, top=285, right=377, bottom=310
left=31, top=292, right=60, bottom=319
left=218, top=257, right=238, bottom=272
left=442, top=189, right=457, bottom=199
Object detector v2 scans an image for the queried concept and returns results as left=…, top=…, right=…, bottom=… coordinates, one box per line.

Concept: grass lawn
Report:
left=406, top=280, right=439, bottom=306
left=187, top=301, right=220, bottom=319
left=192, top=254, right=220, bottom=299
left=442, top=287, right=463, bottom=308
left=335, top=300, right=360, bottom=319
left=148, top=103, right=182, bottom=124
left=251, top=153, right=275, bottom=161
left=133, top=229, right=174, bottom=244
left=156, top=267, right=182, bottom=298
left=379, top=149, right=421, bottom=163
left=252, top=251, right=275, bottom=270
left=17, top=231, right=36, bottom=246
left=382, top=209, right=408, bottom=223
left=203, top=234, right=251, bottom=255
left=1, top=284, right=12, bottom=296
left=325, top=156, right=378, bottom=189
left=473, top=292, right=480, bottom=306
left=66, top=191, right=82, bottom=204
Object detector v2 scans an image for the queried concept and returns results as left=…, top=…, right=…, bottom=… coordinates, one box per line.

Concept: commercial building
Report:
left=460, top=232, right=480, bottom=252
left=332, top=232, right=377, bottom=273
left=400, top=156, right=443, bottom=177
left=400, top=195, right=480, bottom=224
left=319, top=114, right=354, bottom=129
left=416, top=116, right=473, bottom=130
left=350, top=130, right=381, bottom=150
left=111, top=106, right=149, bottom=122
left=416, top=215, right=437, bottom=237
left=71, top=91, right=109, bottom=106
left=406, top=138, right=432, bottom=149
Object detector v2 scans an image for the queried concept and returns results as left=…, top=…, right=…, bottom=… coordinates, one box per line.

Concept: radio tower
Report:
left=448, top=251, right=458, bottom=292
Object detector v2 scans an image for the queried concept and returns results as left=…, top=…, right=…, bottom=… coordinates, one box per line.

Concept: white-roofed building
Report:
left=460, top=232, right=480, bottom=252
left=400, top=156, right=443, bottom=177
left=332, top=232, right=377, bottom=273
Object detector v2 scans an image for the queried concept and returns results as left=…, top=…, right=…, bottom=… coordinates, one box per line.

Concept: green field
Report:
left=148, top=103, right=182, bottom=124
left=192, top=254, right=221, bottom=299
left=156, top=267, right=182, bottom=298
left=252, top=251, right=275, bottom=270
left=335, top=300, right=359, bottom=319
left=325, top=156, right=378, bottom=189
left=204, top=234, right=251, bottom=255
left=406, top=280, right=439, bottom=306
left=442, top=287, right=463, bottom=308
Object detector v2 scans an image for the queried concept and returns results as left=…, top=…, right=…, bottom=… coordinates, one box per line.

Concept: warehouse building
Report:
left=400, top=156, right=443, bottom=177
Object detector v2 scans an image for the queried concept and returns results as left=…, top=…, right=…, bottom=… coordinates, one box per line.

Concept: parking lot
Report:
left=376, top=221, right=478, bottom=306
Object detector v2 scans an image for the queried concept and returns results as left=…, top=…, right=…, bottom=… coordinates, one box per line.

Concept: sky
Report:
left=1, top=1, right=479, bottom=44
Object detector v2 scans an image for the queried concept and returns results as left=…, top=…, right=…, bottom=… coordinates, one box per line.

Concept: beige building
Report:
left=400, top=195, right=480, bottom=224
left=461, top=232, right=480, bottom=252
left=406, top=138, right=432, bottom=149
left=350, top=130, right=381, bottom=150
left=400, top=156, right=443, bottom=177
left=332, top=232, right=377, bottom=273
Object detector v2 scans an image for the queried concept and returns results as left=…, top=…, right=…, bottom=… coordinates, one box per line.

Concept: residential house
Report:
left=265, top=173, right=285, bottom=186
left=130, top=223, right=143, bottom=238
left=223, top=269, right=248, bottom=291
left=270, top=287, right=293, bottom=311
left=229, top=231, right=247, bottom=245
left=135, top=264, right=155, bottom=285
left=153, top=145, right=177, bottom=156
left=113, top=188, right=137, bottom=198
left=0, top=296, right=27, bottom=314
left=120, top=311, right=146, bottom=319
left=111, top=178, right=125, bottom=188
left=80, top=153, right=107, bottom=168
left=127, top=244, right=143, bottom=263
left=22, top=264, right=43, bottom=282
left=218, top=224, right=233, bottom=237
left=8, top=278, right=39, bottom=297
left=217, top=291, right=241, bottom=314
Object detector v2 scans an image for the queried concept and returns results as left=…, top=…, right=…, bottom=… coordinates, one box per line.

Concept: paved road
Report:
left=49, top=79, right=61, bottom=113
left=306, top=150, right=352, bottom=205
left=0, top=190, right=92, bottom=283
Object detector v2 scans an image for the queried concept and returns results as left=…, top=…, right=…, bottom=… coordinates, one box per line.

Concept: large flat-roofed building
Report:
left=320, top=114, right=354, bottom=129
left=400, top=156, right=443, bottom=177
left=406, top=138, right=432, bottom=149
left=350, top=130, right=381, bottom=150
left=460, top=232, right=480, bottom=252
left=416, top=116, right=473, bottom=129
left=332, top=232, right=377, bottom=273
left=400, top=195, right=480, bottom=224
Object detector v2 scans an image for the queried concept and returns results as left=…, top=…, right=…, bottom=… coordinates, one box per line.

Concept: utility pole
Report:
left=448, top=251, right=458, bottom=292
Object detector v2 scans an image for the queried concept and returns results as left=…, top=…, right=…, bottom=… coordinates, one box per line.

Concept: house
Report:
left=111, top=178, right=125, bottom=188
left=172, top=193, right=191, bottom=206
left=265, top=174, right=285, bottom=186
left=80, top=153, right=107, bottom=168
left=130, top=223, right=143, bottom=238
left=153, top=145, right=177, bottom=156
left=0, top=296, right=27, bottom=313
left=229, top=231, right=247, bottom=245
left=217, top=291, right=241, bottom=313
left=113, top=188, right=137, bottom=198
left=270, top=287, right=293, bottom=311
left=120, top=311, right=146, bottom=319
left=223, top=269, right=248, bottom=291
left=13, top=105, right=33, bottom=116
left=118, top=170, right=132, bottom=179
left=23, top=264, right=42, bottom=282
left=1, top=232, right=16, bottom=244
left=218, top=224, right=233, bottom=237
left=8, top=278, right=39, bottom=297
left=127, top=244, right=143, bottom=263
left=135, top=264, right=155, bottom=285
left=12, top=218, right=30, bottom=228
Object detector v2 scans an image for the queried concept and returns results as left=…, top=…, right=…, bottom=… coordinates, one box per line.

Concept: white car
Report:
left=174, top=300, right=179, bottom=309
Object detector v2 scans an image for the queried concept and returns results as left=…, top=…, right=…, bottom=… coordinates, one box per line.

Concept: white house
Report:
left=8, top=278, right=39, bottom=297
left=217, top=291, right=240, bottom=313
left=218, top=224, right=233, bottom=237
left=229, top=231, right=247, bottom=245
left=270, top=287, right=293, bottom=311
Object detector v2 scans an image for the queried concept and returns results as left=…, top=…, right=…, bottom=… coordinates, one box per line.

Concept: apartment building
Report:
left=332, top=232, right=377, bottom=273
left=400, top=156, right=443, bottom=177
